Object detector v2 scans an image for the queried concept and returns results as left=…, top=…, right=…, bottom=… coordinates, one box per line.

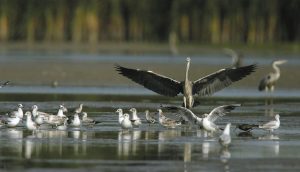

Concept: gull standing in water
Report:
left=116, top=57, right=256, bottom=108
left=57, top=105, right=68, bottom=117
left=219, top=123, right=231, bottom=147
left=116, top=109, right=125, bottom=125
left=9, top=104, right=24, bottom=119
left=44, top=105, right=68, bottom=127
left=145, top=110, right=156, bottom=125
left=129, top=108, right=142, bottom=127
left=56, top=118, right=68, bottom=130
left=32, top=105, right=50, bottom=126
left=81, top=112, right=101, bottom=126
left=258, top=60, right=287, bottom=92
left=157, top=109, right=181, bottom=128
left=0, top=114, right=21, bottom=128
left=67, top=113, right=81, bottom=127
left=75, top=104, right=83, bottom=114
left=259, top=114, right=280, bottom=132
left=121, top=114, right=133, bottom=130
left=25, top=112, right=39, bottom=131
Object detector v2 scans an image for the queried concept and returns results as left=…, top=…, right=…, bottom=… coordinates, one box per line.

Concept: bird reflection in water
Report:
left=118, top=130, right=142, bottom=158
left=220, top=147, right=231, bottom=172
left=183, top=143, right=192, bottom=172
left=158, top=129, right=181, bottom=155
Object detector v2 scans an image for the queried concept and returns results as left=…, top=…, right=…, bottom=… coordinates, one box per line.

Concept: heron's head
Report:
left=273, top=60, right=287, bottom=66
left=275, top=114, right=280, bottom=120
left=18, top=104, right=23, bottom=108
left=186, top=57, right=191, bottom=63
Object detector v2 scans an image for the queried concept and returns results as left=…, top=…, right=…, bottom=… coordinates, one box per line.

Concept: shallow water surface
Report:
left=0, top=96, right=300, bottom=172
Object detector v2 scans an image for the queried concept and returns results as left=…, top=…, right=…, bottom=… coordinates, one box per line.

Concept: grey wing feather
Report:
left=115, top=65, right=182, bottom=97
left=260, top=120, right=277, bottom=128
left=162, top=105, right=199, bottom=124
left=207, top=104, right=240, bottom=122
left=193, top=64, right=257, bottom=96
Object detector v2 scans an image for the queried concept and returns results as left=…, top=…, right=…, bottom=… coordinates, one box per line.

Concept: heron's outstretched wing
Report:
left=162, top=105, right=200, bottom=124
left=115, top=65, right=182, bottom=97
left=192, top=64, right=257, bottom=96
left=207, top=104, right=240, bottom=122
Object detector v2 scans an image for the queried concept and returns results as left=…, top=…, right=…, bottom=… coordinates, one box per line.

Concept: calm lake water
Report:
left=0, top=50, right=300, bottom=171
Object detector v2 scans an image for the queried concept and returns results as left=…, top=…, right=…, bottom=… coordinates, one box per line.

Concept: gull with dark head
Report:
left=259, top=114, right=280, bottom=132
left=259, top=60, right=287, bottom=92
left=116, top=57, right=256, bottom=108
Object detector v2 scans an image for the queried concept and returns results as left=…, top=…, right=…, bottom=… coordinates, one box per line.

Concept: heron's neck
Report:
left=185, top=61, right=190, bottom=82
left=273, top=63, right=280, bottom=77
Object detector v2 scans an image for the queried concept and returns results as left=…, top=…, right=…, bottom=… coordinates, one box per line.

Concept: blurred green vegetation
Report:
left=0, top=0, right=299, bottom=44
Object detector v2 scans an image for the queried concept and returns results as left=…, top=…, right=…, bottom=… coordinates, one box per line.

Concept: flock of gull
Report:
left=0, top=54, right=286, bottom=149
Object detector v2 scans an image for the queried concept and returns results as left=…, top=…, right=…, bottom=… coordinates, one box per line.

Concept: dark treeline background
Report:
left=0, top=0, right=299, bottom=44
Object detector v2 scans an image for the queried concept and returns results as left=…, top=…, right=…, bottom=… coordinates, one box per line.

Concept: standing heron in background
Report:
left=115, top=57, right=256, bottom=108
left=223, top=48, right=243, bottom=68
left=258, top=60, right=287, bottom=92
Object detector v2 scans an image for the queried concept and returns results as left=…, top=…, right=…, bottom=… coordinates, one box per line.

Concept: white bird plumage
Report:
left=25, top=111, right=39, bottom=131
left=219, top=123, right=231, bottom=147
left=129, top=108, right=142, bottom=127
left=202, top=104, right=240, bottom=132
left=259, top=114, right=280, bottom=132
left=121, top=113, right=133, bottom=130
left=116, top=108, right=124, bottom=125
left=67, top=113, right=81, bottom=127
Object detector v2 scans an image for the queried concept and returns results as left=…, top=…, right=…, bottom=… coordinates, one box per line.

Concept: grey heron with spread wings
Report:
left=115, top=57, right=256, bottom=108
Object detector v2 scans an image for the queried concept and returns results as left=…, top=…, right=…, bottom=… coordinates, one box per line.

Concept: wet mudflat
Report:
left=0, top=95, right=300, bottom=172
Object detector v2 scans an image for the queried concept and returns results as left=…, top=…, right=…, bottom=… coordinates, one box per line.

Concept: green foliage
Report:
left=0, top=0, right=299, bottom=44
